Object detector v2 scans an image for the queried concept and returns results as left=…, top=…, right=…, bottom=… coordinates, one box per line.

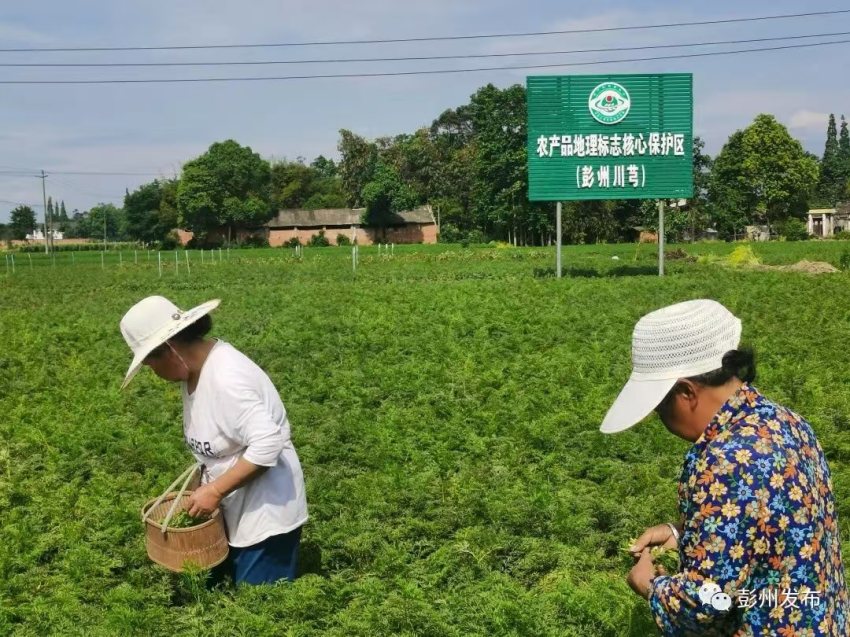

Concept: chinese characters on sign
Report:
left=577, top=164, right=644, bottom=189
left=535, top=132, right=686, bottom=158
left=527, top=74, right=693, bottom=201
left=734, top=589, right=822, bottom=610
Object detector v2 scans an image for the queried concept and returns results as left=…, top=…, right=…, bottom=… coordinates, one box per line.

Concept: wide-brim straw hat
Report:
left=600, top=299, right=742, bottom=433
left=119, top=295, right=220, bottom=389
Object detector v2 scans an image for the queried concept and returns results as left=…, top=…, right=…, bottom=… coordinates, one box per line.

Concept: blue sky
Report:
left=0, top=0, right=848, bottom=222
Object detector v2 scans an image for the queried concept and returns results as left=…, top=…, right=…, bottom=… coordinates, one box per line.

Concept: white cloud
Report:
left=789, top=110, right=829, bottom=131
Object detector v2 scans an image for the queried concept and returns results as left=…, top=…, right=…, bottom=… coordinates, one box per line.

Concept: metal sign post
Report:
left=556, top=201, right=562, bottom=278
left=527, top=73, right=693, bottom=277
left=658, top=200, right=665, bottom=276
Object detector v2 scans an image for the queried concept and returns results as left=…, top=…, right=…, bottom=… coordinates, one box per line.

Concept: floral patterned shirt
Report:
left=648, top=385, right=848, bottom=636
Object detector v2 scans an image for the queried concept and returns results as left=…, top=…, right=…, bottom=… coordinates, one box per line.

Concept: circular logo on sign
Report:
left=588, top=82, right=631, bottom=125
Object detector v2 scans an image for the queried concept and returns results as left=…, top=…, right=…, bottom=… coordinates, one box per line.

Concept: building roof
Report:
left=809, top=208, right=837, bottom=215
left=266, top=205, right=434, bottom=228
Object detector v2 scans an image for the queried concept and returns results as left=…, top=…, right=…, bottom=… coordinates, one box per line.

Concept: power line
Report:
left=0, top=9, right=847, bottom=52
left=0, top=38, right=847, bottom=84
left=0, top=30, right=846, bottom=67
left=48, top=170, right=164, bottom=176
left=0, top=169, right=163, bottom=176
left=0, top=199, right=43, bottom=208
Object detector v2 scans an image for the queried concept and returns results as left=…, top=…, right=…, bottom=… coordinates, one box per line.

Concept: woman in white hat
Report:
left=603, top=299, right=847, bottom=635
left=120, top=295, right=308, bottom=585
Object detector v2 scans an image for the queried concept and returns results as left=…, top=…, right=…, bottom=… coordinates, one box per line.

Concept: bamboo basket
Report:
left=141, top=465, right=229, bottom=572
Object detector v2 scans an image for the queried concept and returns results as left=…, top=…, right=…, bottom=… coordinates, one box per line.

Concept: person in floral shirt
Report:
left=600, top=299, right=848, bottom=636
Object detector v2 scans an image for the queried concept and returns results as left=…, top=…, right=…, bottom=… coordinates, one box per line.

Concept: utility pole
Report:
left=40, top=170, right=49, bottom=254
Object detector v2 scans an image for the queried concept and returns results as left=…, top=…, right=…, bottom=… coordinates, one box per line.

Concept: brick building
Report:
left=266, top=206, right=437, bottom=246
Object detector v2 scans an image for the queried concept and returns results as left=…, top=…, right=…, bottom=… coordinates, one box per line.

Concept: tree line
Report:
left=3, top=83, right=848, bottom=247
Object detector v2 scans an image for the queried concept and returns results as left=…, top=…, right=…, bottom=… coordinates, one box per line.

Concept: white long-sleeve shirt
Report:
left=181, top=340, right=308, bottom=547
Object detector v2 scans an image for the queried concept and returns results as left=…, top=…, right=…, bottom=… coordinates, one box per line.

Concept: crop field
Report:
left=3, top=241, right=850, bottom=636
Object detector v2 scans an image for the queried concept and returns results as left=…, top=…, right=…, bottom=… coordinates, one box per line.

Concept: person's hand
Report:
left=627, top=549, right=656, bottom=599
left=629, top=523, right=677, bottom=559
left=187, top=483, right=223, bottom=518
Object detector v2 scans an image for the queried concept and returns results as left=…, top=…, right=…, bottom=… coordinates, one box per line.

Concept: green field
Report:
left=3, top=242, right=850, bottom=636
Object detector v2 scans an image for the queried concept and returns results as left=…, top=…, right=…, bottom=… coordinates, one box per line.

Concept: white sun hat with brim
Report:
left=120, top=295, right=221, bottom=389
left=600, top=299, right=742, bottom=434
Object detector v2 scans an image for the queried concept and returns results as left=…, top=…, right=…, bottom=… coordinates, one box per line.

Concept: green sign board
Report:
left=527, top=73, right=693, bottom=201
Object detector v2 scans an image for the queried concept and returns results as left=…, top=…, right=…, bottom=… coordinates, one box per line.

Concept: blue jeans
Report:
left=213, top=526, right=302, bottom=586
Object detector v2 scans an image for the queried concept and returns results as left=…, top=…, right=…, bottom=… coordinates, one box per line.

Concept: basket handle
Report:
left=142, top=463, right=200, bottom=533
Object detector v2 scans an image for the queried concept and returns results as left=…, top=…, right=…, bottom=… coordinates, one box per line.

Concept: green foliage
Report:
left=438, top=223, right=463, bottom=243
left=361, top=161, right=418, bottom=228
left=178, top=140, right=272, bottom=238
left=740, top=114, right=819, bottom=224
left=270, top=159, right=346, bottom=211
left=283, top=236, right=302, bottom=248
left=86, top=203, right=127, bottom=241
left=839, top=250, right=850, bottom=271
left=709, top=116, right=818, bottom=237
left=164, top=510, right=207, bottom=529
left=335, top=234, right=351, bottom=246
left=779, top=218, right=809, bottom=241
left=16, top=241, right=139, bottom=253
left=816, top=114, right=843, bottom=206
left=124, top=180, right=174, bottom=245
left=4, top=242, right=850, bottom=635
left=307, top=230, right=330, bottom=247
left=840, top=116, right=850, bottom=189
left=338, top=129, right=378, bottom=207
left=240, top=234, right=270, bottom=249
left=9, top=205, right=37, bottom=240
left=727, top=245, right=761, bottom=267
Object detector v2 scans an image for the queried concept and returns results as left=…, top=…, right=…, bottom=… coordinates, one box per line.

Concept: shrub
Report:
left=833, top=230, right=850, bottom=241
left=307, top=231, right=330, bottom=247
left=438, top=223, right=462, bottom=244
left=187, top=235, right=224, bottom=250
left=779, top=218, right=809, bottom=242
left=240, top=234, right=270, bottom=248
left=839, top=250, right=850, bottom=271
left=284, top=237, right=301, bottom=248
left=336, top=234, right=352, bottom=246
left=159, top=231, right=180, bottom=250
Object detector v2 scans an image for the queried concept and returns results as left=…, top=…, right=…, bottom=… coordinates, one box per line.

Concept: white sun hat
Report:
left=600, top=299, right=742, bottom=434
left=119, top=295, right=220, bottom=389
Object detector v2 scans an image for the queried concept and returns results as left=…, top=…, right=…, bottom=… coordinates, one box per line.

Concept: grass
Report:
left=2, top=241, right=850, bottom=635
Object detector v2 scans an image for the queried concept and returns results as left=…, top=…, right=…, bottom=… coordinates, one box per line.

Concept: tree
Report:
left=686, top=137, right=714, bottom=239
left=361, top=161, right=417, bottom=234
left=740, top=115, right=818, bottom=228
left=9, top=205, right=37, bottom=240
left=816, top=114, right=842, bottom=206
left=708, top=116, right=817, bottom=237
left=87, top=203, right=126, bottom=241
left=125, top=180, right=165, bottom=244
left=840, top=115, right=850, bottom=199
left=310, top=155, right=337, bottom=179
left=337, top=129, right=378, bottom=207
left=59, top=200, right=68, bottom=220
left=177, top=140, right=272, bottom=242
